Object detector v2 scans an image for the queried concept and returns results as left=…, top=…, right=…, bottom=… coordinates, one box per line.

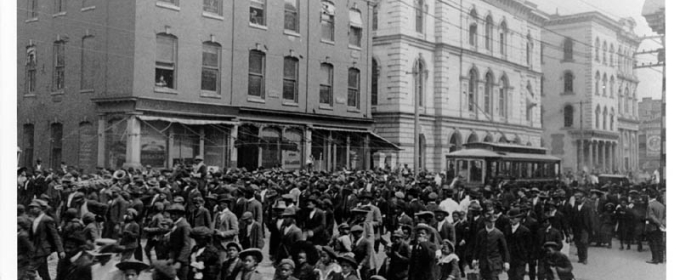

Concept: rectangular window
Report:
left=283, top=57, right=298, bottom=101
left=158, top=0, right=179, bottom=6
left=55, top=0, right=65, bottom=13
left=250, top=0, right=266, bottom=26
left=248, top=50, right=265, bottom=98
left=53, top=41, right=65, bottom=91
left=372, top=7, right=378, bottom=31
left=23, top=124, right=35, bottom=168
left=50, top=123, right=63, bottom=170
left=320, top=64, right=333, bottom=105
left=415, top=0, right=424, bottom=33
left=348, top=68, right=360, bottom=108
left=155, top=34, right=177, bottom=89
left=26, top=46, right=37, bottom=94
left=349, top=9, right=363, bottom=47
left=284, top=0, right=298, bottom=32
left=81, top=36, right=95, bottom=91
left=321, top=2, right=335, bottom=42
left=203, top=0, right=222, bottom=15
left=28, top=0, right=38, bottom=18
left=201, top=43, right=220, bottom=93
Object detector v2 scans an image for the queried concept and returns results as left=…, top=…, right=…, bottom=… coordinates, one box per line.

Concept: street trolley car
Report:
left=445, top=142, right=561, bottom=188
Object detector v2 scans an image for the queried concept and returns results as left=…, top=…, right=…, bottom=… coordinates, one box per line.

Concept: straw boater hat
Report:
left=116, top=259, right=149, bottom=273
left=239, top=248, right=263, bottom=263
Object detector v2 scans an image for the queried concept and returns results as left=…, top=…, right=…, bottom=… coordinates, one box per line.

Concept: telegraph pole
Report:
left=579, top=101, right=584, bottom=173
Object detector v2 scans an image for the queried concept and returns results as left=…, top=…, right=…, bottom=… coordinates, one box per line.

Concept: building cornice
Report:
left=372, top=111, right=543, bottom=134
left=546, top=12, right=639, bottom=43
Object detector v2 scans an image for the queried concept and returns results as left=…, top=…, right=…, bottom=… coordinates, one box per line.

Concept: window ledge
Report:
left=247, top=97, right=266, bottom=103
left=321, top=39, right=335, bottom=46
left=52, top=12, right=67, bottom=18
left=202, top=12, right=223, bottom=20
left=156, top=2, right=180, bottom=11
left=25, top=18, right=38, bottom=23
left=249, top=23, right=268, bottom=31
left=81, top=6, right=95, bottom=12
left=80, top=89, right=94, bottom=94
left=154, top=87, right=178, bottom=94
left=282, top=102, right=299, bottom=107
left=348, top=45, right=362, bottom=51
left=284, top=30, right=301, bottom=37
left=200, top=91, right=221, bottom=98
left=24, top=94, right=37, bottom=98
left=347, top=108, right=361, bottom=113
left=319, top=105, right=333, bottom=111
left=51, top=91, right=65, bottom=95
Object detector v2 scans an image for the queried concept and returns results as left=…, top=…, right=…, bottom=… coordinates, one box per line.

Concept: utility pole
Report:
left=579, top=101, right=584, bottom=173
left=414, top=71, right=420, bottom=175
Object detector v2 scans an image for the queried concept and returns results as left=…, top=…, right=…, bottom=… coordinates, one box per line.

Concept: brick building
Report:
left=17, top=0, right=396, bottom=173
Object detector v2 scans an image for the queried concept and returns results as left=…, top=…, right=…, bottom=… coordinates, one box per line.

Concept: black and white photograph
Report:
left=1, top=0, right=671, bottom=279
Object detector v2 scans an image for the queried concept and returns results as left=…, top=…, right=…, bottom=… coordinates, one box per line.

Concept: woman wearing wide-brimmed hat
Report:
left=235, top=248, right=265, bottom=280
left=331, top=253, right=360, bottom=280
left=314, top=246, right=342, bottom=280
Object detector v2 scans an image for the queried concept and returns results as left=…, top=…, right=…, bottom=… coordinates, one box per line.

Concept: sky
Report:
left=531, top=0, right=663, bottom=100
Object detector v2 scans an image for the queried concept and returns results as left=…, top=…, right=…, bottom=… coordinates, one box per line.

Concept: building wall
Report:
left=372, top=0, right=546, bottom=172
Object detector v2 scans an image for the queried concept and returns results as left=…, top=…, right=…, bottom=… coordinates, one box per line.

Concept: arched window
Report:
left=595, top=71, right=600, bottom=95
left=469, top=9, right=477, bottom=47
left=609, top=77, right=615, bottom=98
left=563, top=38, right=574, bottom=60
left=602, top=73, right=607, bottom=95
left=499, top=76, right=508, bottom=118
left=484, top=71, right=493, bottom=115
left=595, top=37, right=600, bottom=61
left=418, top=134, right=426, bottom=170
left=467, top=133, right=478, bottom=143
left=603, top=42, right=608, bottom=64
left=371, top=58, right=379, bottom=106
left=484, top=134, right=493, bottom=142
left=610, top=43, right=615, bottom=67
left=618, top=46, right=622, bottom=70
left=449, top=132, right=461, bottom=152
left=618, top=86, right=623, bottom=112
left=564, top=105, right=574, bottom=127
left=564, top=71, right=574, bottom=92
left=468, top=69, right=477, bottom=111
left=603, top=107, right=608, bottom=130
left=485, top=15, right=493, bottom=50
left=415, top=58, right=426, bottom=107
left=499, top=21, right=507, bottom=55
left=595, top=105, right=601, bottom=129
left=415, top=0, right=425, bottom=33
left=321, top=1, right=335, bottom=41
left=624, top=87, right=630, bottom=113
left=610, top=113, right=615, bottom=130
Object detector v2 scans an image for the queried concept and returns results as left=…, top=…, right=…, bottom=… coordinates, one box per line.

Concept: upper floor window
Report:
left=595, top=105, right=601, bottom=129
left=602, top=74, right=607, bottom=96
left=624, top=87, right=630, bottom=113
left=159, top=0, right=179, bottom=6
left=609, top=77, right=615, bottom=98
left=81, top=36, right=95, bottom=91
left=155, top=34, right=177, bottom=89
left=26, top=45, right=37, bottom=95
left=283, top=57, right=298, bottom=102
left=595, top=37, right=600, bottom=61
left=371, top=59, right=379, bottom=106
left=248, top=50, right=266, bottom=98
left=484, top=72, right=493, bottom=115
left=603, top=42, right=608, bottom=65
left=284, top=0, right=299, bottom=32
left=610, top=43, right=615, bottom=67
left=563, top=38, right=574, bottom=60
left=27, top=0, right=38, bottom=19
left=468, top=69, right=477, bottom=111
left=50, top=123, right=63, bottom=170
left=415, top=59, right=426, bottom=107
left=499, top=76, right=508, bottom=118
left=372, top=6, right=378, bottom=31
left=415, top=0, right=425, bottom=33
left=485, top=15, right=493, bottom=51
left=204, top=0, right=222, bottom=15
left=563, top=71, right=574, bottom=93
left=527, top=81, right=533, bottom=97
left=321, top=1, right=335, bottom=42
left=320, top=63, right=333, bottom=105
left=349, top=9, right=363, bottom=47
left=52, top=40, right=66, bottom=91
left=594, top=71, right=600, bottom=95
left=499, top=21, right=507, bottom=55
left=610, top=114, right=615, bottom=130
left=201, top=43, right=221, bottom=93
left=348, top=68, right=360, bottom=109
left=526, top=33, right=533, bottom=67
left=602, top=107, right=608, bottom=130
left=55, top=0, right=65, bottom=13
left=469, top=9, right=477, bottom=47
left=250, top=0, right=266, bottom=26
left=564, top=105, right=574, bottom=127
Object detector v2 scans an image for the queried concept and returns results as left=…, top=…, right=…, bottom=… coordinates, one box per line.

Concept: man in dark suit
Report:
left=506, top=208, right=532, bottom=280
left=188, top=196, right=212, bottom=228
left=434, top=207, right=456, bottom=244
left=569, top=188, right=594, bottom=264
left=386, top=229, right=410, bottom=280
left=537, top=216, right=563, bottom=280
left=396, top=202, right=414, bottom=231
left=244, top=186, right=264, bottom=224
left=521, top=203, right=541, bottom=280
left=239, top=211, right=264, bottom=249
left=645, top=190, right=665, bottom=264
left=167, top=204, right=192, bottom=280
left=351, top=225, right=373, bottom=280
left=277, top=208, right=303, bottom=263
left=104, top=186, right=128, bottom=239
left=406, top=189, right=426, bottom=218
left=28, top=199, right=64, bottom=280
left=301, top=196, right=326, bottom=245
left=408, top=224, right=438, bottom=280
left=473, top=211, right=510, bottom=280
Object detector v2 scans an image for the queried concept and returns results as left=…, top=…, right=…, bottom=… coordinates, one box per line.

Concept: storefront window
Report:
left=261, top=127, right=281, bottom=168
left=205, top=126, right=228, bottom=169
left=282, top=129, right=303, bottom=170
left=171, top=125, right=199, bottom=167
left=106, top=118, right=127, bottom=170
left=141, top=121, right=168, bottom=168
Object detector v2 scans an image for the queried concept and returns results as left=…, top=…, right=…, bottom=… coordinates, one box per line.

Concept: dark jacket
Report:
left=302, top=209, right=327, bottom=245
left=569, top=203, right=595, bottom=236
left=408, top=241, right=437, bottom=280
left=31, top=214, right=64, bottom=258
left=189, top=206, right=213, bottom=228
left=277, top=224, right=303, bottom=261
left=352, top=237, right=372, bottom=268
left=506, top=224, right=532, bottom=263
left=436, top=220, right=456, bottom=244
left=473, top=227, right=510, bottom=272
left=168, top=217, right=192, bottom=264
left=239, top=221, right=265, bottom=249
left=387, top=239, right=410, bottom=279
left=537, top=226, right=563, bottom=258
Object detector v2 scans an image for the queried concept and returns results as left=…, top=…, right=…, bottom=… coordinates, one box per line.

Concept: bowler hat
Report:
left=507, top=208, right=523, bottom=218
left=116, top=259, right=149, bottom=272
left=415, top=211, right=434, bottom=218
left=434, top=207, right=449, bottom=217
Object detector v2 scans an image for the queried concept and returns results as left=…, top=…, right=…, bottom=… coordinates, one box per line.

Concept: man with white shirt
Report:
left=439, top=190, right=461, bottom=223
left=213, top=194, right=239, bottom=263
left=506, top=208, right=531, bottom=280
left=434, top=207, right=456, bottom=244
left=28, top=199, right=64, bottom=280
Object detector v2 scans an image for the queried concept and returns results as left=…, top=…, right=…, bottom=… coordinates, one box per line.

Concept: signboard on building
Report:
left=646, top=132, right=661, bottom=157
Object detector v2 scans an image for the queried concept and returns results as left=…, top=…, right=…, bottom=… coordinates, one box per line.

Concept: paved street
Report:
left=47, top=235, right=665, bottom=280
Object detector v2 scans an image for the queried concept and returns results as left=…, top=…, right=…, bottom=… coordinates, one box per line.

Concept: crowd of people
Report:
left=17, top=156, right=666, bottom=280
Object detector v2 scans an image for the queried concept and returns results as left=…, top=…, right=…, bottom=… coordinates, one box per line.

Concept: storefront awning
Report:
left=137, top=115, right=238, bottom=126
left=312, top=126, right=401, bottom=151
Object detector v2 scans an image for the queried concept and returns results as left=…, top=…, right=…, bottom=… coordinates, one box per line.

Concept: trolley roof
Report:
left=462, top=142, right=548, bottom=155
left=446, top=149, right=561, bottom=161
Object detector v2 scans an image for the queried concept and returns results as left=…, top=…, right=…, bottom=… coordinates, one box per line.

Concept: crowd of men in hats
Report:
left=17, top=156, right=666, bottom=280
